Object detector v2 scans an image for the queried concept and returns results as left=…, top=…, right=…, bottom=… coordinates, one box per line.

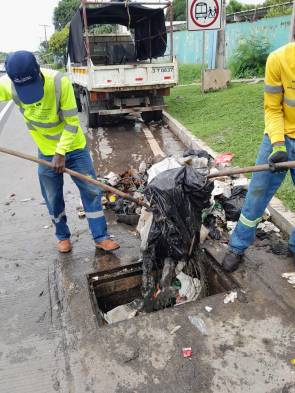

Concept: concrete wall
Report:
left=168, top=15, right=291, bottom=65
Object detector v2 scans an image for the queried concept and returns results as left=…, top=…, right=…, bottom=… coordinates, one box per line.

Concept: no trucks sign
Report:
left=187, top=0, right=222, bottom=31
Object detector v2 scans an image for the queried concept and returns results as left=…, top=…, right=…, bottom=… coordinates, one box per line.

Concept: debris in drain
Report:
left=177, top=272, right=202, bottom=302
left=170, top=325, right=181, bottom=335
left=104, top=303, right=139, bottom=324
left=214, top=152, right=234, bottom=166
left=142, top=157, right=213, bottom=312
left=182, top=347, right=193, bottom=358
left=258, top=221, right=280, bottom=234
left=216, top=186, right=247, bottom=222
left=95, top=148, right=288, bottom=324
left=20, top=197, right=34, bottom=203
left=78, top=210, right=86, bottom=219
left=282, top=272, right=295, bottom=288
left=224, top=291, right=238, bottom=304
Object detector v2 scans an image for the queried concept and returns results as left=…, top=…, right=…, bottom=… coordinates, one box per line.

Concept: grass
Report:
left=165, top=82, right=295, bottom=211
left=178, top=64, right=202, bottom=85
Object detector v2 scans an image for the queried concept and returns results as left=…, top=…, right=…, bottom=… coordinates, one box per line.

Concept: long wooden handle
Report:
left=0, top=146, right=149, bottom=208
left=208, top=161, right=295, bottom=179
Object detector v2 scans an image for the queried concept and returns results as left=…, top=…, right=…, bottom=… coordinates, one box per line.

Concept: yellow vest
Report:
left=0, top=69, right=86, bottom=156
left=264, top=42, right=295, bottom=144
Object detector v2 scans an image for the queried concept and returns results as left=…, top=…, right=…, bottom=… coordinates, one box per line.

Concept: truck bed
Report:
left=68, top=58, right=178, bottom=92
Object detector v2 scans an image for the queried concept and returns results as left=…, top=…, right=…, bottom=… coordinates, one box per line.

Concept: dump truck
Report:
left=67, top=0, right=178, bottom=127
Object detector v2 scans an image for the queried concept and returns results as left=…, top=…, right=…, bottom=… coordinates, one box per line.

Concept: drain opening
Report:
left=87, top=250, right=237, bottom=327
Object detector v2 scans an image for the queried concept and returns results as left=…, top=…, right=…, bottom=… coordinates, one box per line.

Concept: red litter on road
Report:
left=182, top=347, right=192, bottom=358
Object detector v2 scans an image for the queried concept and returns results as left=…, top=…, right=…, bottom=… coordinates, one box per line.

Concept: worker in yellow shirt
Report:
left=0, top=50, right=120, bottom=253
left=223, top=42, right=295, bottom=272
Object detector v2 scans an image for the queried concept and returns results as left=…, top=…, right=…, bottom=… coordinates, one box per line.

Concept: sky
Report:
left=0, top=0, right=59, bottom=53
left=0, top=0, right=263, bottom=53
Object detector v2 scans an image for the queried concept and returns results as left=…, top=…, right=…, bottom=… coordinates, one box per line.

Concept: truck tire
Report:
left=82, top=94, right=98, bottom=128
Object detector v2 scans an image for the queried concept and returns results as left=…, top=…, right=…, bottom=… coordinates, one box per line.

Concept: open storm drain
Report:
left=87, top=250, right=237, bottom=327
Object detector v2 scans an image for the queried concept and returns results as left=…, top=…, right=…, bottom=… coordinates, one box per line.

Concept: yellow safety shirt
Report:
left=0, top=69, right=86, bottom=156
left=265, top=42, right=295, bottom=144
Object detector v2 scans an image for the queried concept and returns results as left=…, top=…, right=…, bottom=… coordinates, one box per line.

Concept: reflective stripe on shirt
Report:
left=65, top=124, right=78, bottom=133
left=284, top=97, right=295, bottom=107
left=264, top=84, right=283, bottom=93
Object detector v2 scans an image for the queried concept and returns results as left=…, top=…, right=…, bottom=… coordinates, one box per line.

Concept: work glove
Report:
left=268, top=144, right=288, bottom=172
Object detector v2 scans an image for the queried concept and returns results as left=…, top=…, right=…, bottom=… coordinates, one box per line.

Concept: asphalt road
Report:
left=0, top=108, right=295, bottom=393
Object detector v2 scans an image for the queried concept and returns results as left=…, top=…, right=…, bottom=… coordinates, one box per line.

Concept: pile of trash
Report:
left=97, top=166, right=147, bottom=226
left=99, top=149, right=287, bottom=320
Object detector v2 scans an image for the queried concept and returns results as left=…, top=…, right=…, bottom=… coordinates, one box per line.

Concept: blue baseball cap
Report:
left=5, top=51, right=44, bottom=104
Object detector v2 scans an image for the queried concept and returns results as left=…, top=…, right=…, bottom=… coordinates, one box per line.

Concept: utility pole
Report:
left=39, top=24, right=50, bottom=47
left=290, top=0, right=295, bottom=41
left=215, top=0, right=226, bottom=68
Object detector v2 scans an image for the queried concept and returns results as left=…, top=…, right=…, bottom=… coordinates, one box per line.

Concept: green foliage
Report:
left=90, top=25, right=117, bottom=34
left=226, top=0, right=253, bottom=14
left=264, top=0, right=292, bottom=17
left=53, top=0, right=80, bottom=31
left=173, top=0, right=186, bottom=21
left=179, top=64, right=202, bottom=84
left=49, top=25, right=69, bottom=58
left=0, top=52, right=7, bottom=62
left=229, top=37, right=270, bottom=78
left=165, top=83, right=295, bottom=211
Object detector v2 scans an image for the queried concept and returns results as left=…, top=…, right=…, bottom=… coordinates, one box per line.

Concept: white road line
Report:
left=142, top=124, right=165, bottom=158
left=0, top=100, right=13, bottom=125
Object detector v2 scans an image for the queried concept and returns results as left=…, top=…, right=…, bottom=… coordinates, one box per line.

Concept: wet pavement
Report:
left=0, top=106, right=295, bottom=392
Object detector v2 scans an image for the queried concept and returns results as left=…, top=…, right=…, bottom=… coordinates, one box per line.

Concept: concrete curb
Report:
left=177, top=78, right=264, bottom=88
left=163, top=110, right=295, bottom=235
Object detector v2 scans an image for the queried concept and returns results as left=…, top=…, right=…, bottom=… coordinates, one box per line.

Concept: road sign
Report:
left=187, top=0, right=222, bottom=31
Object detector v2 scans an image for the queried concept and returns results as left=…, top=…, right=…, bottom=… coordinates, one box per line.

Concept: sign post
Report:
left=187, top=0, right=223, bottom=94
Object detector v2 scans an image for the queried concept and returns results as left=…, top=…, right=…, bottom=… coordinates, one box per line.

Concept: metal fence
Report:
left=166, top=14, right=291, bottom=65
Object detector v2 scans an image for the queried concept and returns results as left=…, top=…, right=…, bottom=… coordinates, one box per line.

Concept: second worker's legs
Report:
left=224, top=135, right=287, bottom=271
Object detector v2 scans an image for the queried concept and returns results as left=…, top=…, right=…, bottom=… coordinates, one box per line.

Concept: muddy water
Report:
left=86, top=120, right=154, bottom=176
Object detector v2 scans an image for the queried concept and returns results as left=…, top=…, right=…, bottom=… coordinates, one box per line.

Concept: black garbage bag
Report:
left=216, top=186, right=247, bottom=221
left=142, top=166, right=213, bottom=311
left=145, top=166, right=213, bottom=260
left=183, top=148, right=212, bottom=160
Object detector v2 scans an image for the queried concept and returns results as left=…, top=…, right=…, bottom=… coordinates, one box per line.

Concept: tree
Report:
left=53, top=0, right=80, bottom=31
left=173, top=0, right=186, bottom=21
left=38, top=41, right=54, bottom=65
left=263, top=0, right=292, bottom=17
left=0, top=52, right=7, bottom=62
left=49, top=25, right=69, bottom=59
left=226, top=0, right=253, bottom=14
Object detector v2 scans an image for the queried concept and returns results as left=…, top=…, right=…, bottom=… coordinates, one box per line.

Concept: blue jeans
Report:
left=229, top=134, right=295, bottom=255
left=38, top=147, right=109, bottom=243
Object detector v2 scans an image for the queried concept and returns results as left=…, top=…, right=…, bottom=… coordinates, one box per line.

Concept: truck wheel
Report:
left=82, top=94, right=98, bottom=128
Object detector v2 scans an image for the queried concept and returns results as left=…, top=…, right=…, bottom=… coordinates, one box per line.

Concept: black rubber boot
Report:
left=222, top=251, right=243, bottom=273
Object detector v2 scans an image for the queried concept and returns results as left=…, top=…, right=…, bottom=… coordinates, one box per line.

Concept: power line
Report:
left=39, top=24, right=50, bottom=45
